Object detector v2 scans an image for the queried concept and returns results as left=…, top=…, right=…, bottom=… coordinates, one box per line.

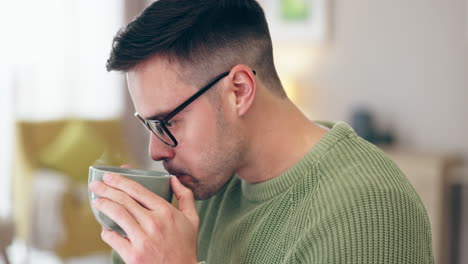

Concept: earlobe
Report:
left=230, top=66, right=256, bottom=117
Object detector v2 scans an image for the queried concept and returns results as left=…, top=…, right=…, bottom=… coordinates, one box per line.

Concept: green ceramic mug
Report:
left=88, top=166, right=173, bottom=237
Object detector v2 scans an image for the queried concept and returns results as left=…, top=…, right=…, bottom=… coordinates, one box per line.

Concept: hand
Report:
left=89, top=171, right=199, bottom=264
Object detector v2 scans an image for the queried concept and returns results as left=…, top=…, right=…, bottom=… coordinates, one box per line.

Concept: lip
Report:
left=163, top=164, right=186, bottom=177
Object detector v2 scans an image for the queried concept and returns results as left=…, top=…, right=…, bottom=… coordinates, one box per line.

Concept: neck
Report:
left=237, top=92, right=328, bottom=184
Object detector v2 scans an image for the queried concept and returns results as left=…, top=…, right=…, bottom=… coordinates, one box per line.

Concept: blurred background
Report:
left=0, top=0, right=467, bottom=263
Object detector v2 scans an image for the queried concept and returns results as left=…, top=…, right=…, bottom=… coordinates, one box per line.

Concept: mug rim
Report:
left=89, top=166, right=172, bottom=178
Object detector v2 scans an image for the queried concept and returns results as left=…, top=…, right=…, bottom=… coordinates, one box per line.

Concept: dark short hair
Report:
left=106, top=0, right=285, bottom=97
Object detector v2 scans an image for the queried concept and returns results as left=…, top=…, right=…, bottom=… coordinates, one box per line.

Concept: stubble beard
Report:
left=192, top=100, right=247, bottom=200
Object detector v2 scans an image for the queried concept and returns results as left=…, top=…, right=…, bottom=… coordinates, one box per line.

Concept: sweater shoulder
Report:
left=316, top=134, right=419, bottom=199
left=287, top=136, right=434, bottom=263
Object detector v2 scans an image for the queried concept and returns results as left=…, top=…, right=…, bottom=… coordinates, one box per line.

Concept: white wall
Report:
left=0, top=2, right=15, bottom=218
left=299, top=0, right=468, bottom=160
left=0, top=66, right=14, bottom=219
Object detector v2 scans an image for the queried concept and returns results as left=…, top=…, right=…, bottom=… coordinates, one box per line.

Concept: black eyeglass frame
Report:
left=135, top=69, right=256, bottom=147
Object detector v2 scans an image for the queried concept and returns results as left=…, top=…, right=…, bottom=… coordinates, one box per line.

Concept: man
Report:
left=90, top=0, right=434, bottom=263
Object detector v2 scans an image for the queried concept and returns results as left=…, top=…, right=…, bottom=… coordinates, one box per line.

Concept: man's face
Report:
left=127, top=57, right=245, bottom=200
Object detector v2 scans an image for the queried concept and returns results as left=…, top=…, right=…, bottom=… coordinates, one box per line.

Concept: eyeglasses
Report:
left=135, top=70, right=256, bottom=147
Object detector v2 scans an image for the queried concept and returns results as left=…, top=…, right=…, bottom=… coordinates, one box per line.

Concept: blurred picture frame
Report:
left=258, top=0, right=329, bottom=44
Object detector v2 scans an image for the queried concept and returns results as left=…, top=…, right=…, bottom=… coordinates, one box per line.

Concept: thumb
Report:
left=171, top=176, right=199, bottom=226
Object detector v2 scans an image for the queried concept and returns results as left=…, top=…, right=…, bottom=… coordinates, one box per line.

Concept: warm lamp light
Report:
left=281, top=77, right=300, bottom=103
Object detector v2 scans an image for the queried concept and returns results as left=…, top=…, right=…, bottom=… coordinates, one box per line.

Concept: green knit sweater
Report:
left=195, top=121, right=434, bottom=263
left=112, top=121, right=433, bottom=263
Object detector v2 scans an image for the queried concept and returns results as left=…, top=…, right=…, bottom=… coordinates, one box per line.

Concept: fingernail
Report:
left=103, top=173, right=112, bottom=183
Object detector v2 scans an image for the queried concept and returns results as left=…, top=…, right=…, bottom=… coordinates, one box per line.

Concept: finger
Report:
left=103, top=172, right=170, bottom=211
left=92, top=197, right=145, bottom=239
left=90, top=180, right=151, bottom=228
left=171, top=176, right=199, bottom=226
left=100, top=228, right=131, bottom=259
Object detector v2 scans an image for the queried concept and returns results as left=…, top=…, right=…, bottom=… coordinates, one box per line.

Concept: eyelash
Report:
left=165, top=120, right=175, bottom=128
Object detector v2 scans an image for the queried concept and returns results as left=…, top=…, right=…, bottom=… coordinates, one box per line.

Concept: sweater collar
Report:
left=241, top=121, right=356, bottom=202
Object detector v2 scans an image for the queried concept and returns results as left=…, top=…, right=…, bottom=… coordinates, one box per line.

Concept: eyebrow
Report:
left=146, top=111, right=172, bottom=121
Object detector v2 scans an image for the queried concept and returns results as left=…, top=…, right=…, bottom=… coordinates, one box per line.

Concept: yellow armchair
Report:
left=13, top=119, right=133, bottom=259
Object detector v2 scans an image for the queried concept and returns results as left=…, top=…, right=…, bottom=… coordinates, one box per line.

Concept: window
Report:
left=0, top=0, right=125, bottom=217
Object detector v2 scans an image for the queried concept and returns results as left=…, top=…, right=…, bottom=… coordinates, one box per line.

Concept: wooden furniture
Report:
left=12, top=119, right=131, bottom=259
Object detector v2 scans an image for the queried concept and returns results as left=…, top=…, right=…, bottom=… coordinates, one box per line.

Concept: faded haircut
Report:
left=106, top=0, right=285, bottom=97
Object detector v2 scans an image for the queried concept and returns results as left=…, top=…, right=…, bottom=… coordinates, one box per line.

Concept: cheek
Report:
left=177, top=104, right=220, bottom=163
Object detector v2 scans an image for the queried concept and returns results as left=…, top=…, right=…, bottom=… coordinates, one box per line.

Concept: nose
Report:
left=149, top=134, right=175, bottom=161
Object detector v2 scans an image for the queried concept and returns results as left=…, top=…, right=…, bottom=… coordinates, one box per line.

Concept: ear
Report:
left=228, top=64, right=256, bottom=117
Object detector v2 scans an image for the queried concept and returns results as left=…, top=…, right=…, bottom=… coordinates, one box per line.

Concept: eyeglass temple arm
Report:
left=162, top=72, right=225, bottom=121
left=164, top=70, right=256, bottom=121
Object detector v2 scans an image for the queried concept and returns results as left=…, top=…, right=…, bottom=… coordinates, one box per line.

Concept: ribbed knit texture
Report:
left=112, top=121, right=433, bottom=264
left=195, top=121, right=434, bottom=264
